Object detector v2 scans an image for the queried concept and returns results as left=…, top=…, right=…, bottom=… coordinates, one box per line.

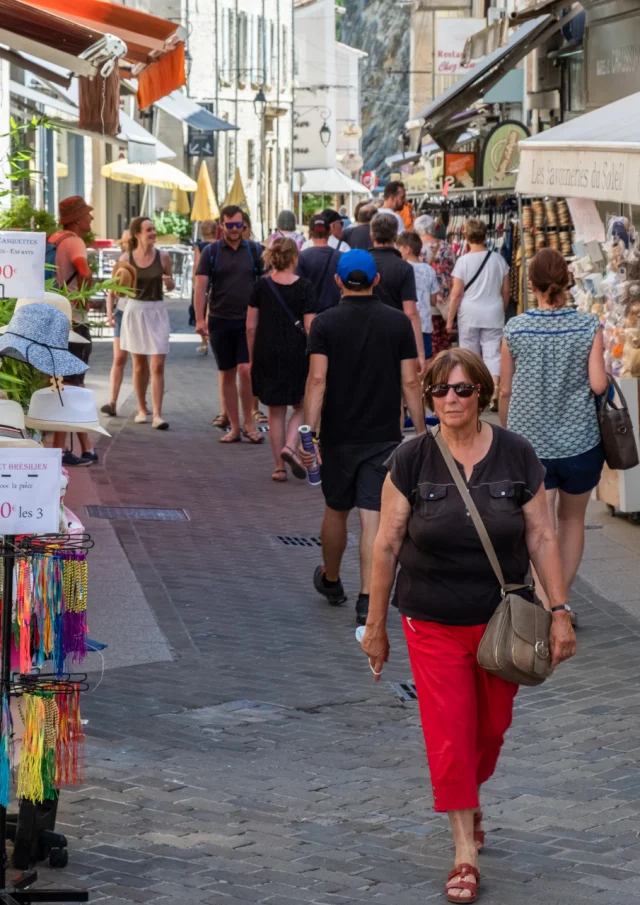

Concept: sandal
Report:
left=212, top=413, right=230, bottom=430
left=242, top=427, right=264, bottom=444
left=474, top=811, right=484, bottom=852
left=219, top=432, right=241, bottom=443
left=272, top=468, right=287, bottom=482
left=281, top=446, right=306, bottom=480
left=252, top=409, right=269, bottom=424
left=100, top=402, right=117, bottom=417
left=446, top=864, right=479, bottom=903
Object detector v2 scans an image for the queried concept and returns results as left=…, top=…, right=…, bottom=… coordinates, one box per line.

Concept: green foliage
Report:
left=0, top=195, right=57, bottom=235
left=152, top=211, right=193, bottom=242
left=302, top=193, right=334, bottom=222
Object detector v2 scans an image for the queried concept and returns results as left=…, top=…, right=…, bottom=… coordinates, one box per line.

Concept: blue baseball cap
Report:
left=337, top=249, right=377, bottom=289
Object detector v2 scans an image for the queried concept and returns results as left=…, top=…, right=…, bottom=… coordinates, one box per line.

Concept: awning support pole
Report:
left=518, top=193, right=529, bottom=311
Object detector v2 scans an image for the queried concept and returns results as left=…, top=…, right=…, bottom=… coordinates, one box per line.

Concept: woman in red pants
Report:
left=362, top=348, right=576, bottom=903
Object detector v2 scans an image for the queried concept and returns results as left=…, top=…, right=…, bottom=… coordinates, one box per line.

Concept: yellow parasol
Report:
left=223, top=167, right=249, bottom=211
left=190, top=161, right=220, bottom=221
left=100, top=159, right=197, bottom=191
left=174, top=189, right=191, bottom=215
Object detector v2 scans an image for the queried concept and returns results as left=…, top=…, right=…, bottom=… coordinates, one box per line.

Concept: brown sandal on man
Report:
left=212, top=413, right=230, bottom=430
left=219, top=432, right=241, bottom=443
left=242, top=427, right=264, bottom=444
left=446, top=864, right=479, bottom=903
left=252, top=409, right=269, bottom=424
left=474, top=810, right=485, bottom=852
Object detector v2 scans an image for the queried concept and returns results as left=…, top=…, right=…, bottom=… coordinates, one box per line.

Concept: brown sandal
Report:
left=474, top=810, right=484, bottom=852
left=446, top=863, right=479, bottom=903
left=272, top=468, right=287, bottom=482
left=242, top=427, right=264, bottom=444
left=212, top=413, right=230, bottom=430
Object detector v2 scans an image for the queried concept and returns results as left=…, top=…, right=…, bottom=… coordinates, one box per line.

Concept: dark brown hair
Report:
left=383, top=180, right=405, bottom=200
left=424, top=348, right=493, bottom=411
left=528, top=248, right=569, bottom=306
left=263, top=237, right=298, bottom=272
left=128, top=216, right=152, bottom=251
left=396, top=230, right=422, bottom=257
left=221, top=204, right=243, bottom=220
left=465, top=218, right=487, bottom=245
left=371, top=212, right=398, bottom=244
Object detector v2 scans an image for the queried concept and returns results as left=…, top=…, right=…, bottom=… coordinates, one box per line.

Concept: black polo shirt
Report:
left=387, top=427, right=545, bottom=625
left=343, top=223, right=372, bottom=250
left=196, top=238, right=263, bottom=320
left=370, top=246, right=416, bottom=311
left=297, top=246, right=342, bottom=312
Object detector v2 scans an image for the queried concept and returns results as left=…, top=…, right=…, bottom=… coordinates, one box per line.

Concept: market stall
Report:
left=516, top=95, right=640, bottom=518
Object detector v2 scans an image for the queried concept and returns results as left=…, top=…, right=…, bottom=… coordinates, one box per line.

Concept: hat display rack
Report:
left=0, top=301, right=92, bottom=901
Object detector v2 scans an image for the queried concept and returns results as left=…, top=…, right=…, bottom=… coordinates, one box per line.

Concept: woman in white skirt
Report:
left=119, top=217, right=174, bottom=429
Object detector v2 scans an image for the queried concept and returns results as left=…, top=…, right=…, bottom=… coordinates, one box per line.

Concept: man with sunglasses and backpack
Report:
left=195, top=205, right=264, bottom=444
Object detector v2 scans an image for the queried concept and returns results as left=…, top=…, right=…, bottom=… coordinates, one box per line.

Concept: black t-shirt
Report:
left=370, top=246, right=417, bottom=311
left=196, top=239, right=263, bottom=319
left=387, top=427, right=546, bottom=625
left=343, top=223, right=372, bottom=250
left=307, top=296, right=417, bottom=446
left=296, top=246, right=342, bottom=312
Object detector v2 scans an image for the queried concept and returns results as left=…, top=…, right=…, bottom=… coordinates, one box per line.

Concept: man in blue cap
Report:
left=302, top=249, right=426, bottom=625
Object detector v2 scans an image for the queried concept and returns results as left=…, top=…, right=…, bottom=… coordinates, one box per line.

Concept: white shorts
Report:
left=457, top=324, right=503, bottom=376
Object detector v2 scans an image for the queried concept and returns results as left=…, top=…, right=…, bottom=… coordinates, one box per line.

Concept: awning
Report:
left=516, top=92, right=640, bottom=205
left=155, top=91, right=238, bottom=132
left=10, top=79, right=77, bottom=117
left=293, top=168, right=370, bottom=195
left=462, top=1, right=581, bottom=64
left=418, top=14, right=571, bottom=150
left=101, top=159, right=197, bottom=191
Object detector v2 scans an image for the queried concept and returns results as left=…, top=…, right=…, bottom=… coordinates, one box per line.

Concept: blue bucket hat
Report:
left=0, top=303, right=89, bottom=377
left=337, top=249, right=377, bottom=289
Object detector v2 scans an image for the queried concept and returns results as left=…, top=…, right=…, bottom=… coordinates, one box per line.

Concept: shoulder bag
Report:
left=266, top=277, right=307, bottom=338
left=463, top=249, right=492, bottom=292
left=433, top=428, right=553, bottom=686
left=597, top=375, right=639, bottom=471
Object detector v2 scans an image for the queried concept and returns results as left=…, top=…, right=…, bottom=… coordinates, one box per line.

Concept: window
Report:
left=257, top=15, right=264, bottom=83
left=247, top=139, right=256, bottom=182
left=227, top=136, right=236, bottom=185
left=284, top=148, right=291, bottom=184
left=565, top=54, right=585, bottom=115
left=281, top=26, right=288, bottom=88
left=238, top=12, right=248, bottom=80
left=269, top=21, right=277, bottom=87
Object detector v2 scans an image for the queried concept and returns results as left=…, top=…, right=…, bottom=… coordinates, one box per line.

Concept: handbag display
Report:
left=597, top=376, right=639, bottom=471
left=433, top=429, right=553, bottom=687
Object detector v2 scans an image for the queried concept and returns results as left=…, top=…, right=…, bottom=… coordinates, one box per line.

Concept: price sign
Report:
left=0, top=232, right=46, bottom=299
left=0, top=448, right=61, bottom=534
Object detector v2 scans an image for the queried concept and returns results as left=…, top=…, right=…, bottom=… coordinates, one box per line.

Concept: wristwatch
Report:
left=551, top=604, right=572, bottom=613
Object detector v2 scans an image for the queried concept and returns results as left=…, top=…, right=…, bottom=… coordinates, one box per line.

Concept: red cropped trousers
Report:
left=403, top=616, right=518, bottom=813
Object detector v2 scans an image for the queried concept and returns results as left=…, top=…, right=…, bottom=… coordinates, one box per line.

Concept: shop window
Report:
left=564, top=54, right=585, bottom=116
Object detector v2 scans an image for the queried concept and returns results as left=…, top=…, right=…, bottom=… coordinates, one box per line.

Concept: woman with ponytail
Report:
left=246, top=238, right=317, bottom=482
left=499, top=248, right=608, bottom=612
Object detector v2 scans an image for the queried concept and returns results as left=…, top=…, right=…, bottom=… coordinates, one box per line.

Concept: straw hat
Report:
left=0, top=399, right=42, bottom=448
left=112, top=261, right=137, bottom=293
left=59, top=196, right=93, bottom=226
left=25, top=386, right=110, bottom=436
left=0, top=304, right=89, bottom=377
left=0, top=293, right=89, bottom=344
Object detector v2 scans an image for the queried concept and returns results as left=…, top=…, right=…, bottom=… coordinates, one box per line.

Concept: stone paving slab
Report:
left=19, top=304, right=640, bottom=904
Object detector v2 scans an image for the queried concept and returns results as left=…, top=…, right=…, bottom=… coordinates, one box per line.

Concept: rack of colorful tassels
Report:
left=0, top=534, right=90, bottom=903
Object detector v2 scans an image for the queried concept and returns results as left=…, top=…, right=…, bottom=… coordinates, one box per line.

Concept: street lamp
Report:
left=253, top=88, right=267, bottom=119
left=319, top=121, right=331, bottom=147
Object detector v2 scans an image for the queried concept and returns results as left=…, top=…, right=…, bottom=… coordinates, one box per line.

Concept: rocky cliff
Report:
left=339, top=0, right=410, bottom=179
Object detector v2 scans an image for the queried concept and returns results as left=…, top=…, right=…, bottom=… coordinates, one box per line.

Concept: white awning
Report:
left=516, top=92, right=640, bottom=204
left=294, top=168, right=370, bottom=194
left=155, top=91, right=238, bottom=132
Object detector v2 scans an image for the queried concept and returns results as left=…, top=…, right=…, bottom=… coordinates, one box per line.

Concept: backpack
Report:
left=45, top=231, right=77, bottom=288
left=207, top=239, right=262, bottom=304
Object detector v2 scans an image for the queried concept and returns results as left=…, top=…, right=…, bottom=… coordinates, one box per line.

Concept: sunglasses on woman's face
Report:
left=429, top=383, right=479, bottom=398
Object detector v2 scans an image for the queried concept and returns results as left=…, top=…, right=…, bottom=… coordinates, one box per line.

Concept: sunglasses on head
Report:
left=224, top=221, right=244, bottom=230
left=429, top=382, right=479, bottom=398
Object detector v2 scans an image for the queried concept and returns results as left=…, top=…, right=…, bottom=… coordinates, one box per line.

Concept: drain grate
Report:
left=585, top=524, right=603, bottom=530
left=85, top=506, right=190, bottom=521
left=273, top=535, right=322, bottom=547
left=391, top=681, right=418, bottom=702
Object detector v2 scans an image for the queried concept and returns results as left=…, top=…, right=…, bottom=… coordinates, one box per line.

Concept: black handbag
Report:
left=598, top=376, right=639, bottom=471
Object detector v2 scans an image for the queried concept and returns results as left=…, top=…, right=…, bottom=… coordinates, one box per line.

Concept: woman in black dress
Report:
left=246, top=238, right=317, bottom=481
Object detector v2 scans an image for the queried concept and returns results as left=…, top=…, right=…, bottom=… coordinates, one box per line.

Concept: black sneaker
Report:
left=313, top=565, right=347, bottom=606
left=81, top=451, right=99, bottom=464
left=355, top=593, right=369, bottom=625
left=62, top=451, right=92, bottom=467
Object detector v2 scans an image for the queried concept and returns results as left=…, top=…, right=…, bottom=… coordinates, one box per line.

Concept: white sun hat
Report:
left=24, top=386, right=110, bottom=436
left=0, top=399, right=42, bottom=447
left=0, top=293, right=90, bottom=344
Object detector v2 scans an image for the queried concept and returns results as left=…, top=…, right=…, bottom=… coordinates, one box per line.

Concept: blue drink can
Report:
left=299, top=425, right=322, bottom=486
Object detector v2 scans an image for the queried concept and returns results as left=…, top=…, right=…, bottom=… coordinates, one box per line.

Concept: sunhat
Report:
left=0, top=294, right=90, bottom=344
left=59, top=196, right=93, bottom=226
left=112, top=261, right=137, bottom=293
left=0, top=399, right=42, bottom=448
left=0, top=304, right=89, bottom=377
left=25, top=386, right=110, bottom=436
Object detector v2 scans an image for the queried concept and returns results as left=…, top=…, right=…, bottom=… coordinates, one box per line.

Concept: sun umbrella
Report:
left=174, top=189, right=191, bottom=215
left=191, top=161, right=220, bottom=221
left=100, top=159, right=197, bottom=191
left=223, top=167, right=249, bottom=211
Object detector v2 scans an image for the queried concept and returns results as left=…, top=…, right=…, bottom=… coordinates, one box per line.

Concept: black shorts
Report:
left=209, top=316, right=249, bottom=371
left=65, top=322, right=92, bottom=388
left=541, top=443, right=605, bottom=495
left=320, top=441, right=400, bottom=512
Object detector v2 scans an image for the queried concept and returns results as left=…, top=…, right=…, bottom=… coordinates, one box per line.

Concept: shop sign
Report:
left=362, top=171, right=378, bottom=191
left=0, top=231, right=45, bottom=299
left=436, top=19, right=486, bottom=76
left=586, top=15, right=640, bottom=108
left=0, top=448, right=61, bottom=534
left=444, top=153, right=475, bottom=188
left=481, top=121, right=529, bottom=189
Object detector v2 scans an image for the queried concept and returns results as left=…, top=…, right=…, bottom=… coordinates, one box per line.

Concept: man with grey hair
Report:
left=369, top=213, right=425, bottom=375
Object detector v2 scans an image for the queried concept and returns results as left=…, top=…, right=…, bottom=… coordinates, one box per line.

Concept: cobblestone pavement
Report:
left=26, top=305, right=640, bottom=904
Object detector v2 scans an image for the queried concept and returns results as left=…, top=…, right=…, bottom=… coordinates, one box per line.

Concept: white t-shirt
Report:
left=452, top=250, right=509, bottom=328
left=301, top=234, right=350, bottom=252
left=378, top=208, right=406, bottom=235
left=409, top=261, right=439, bottom=334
